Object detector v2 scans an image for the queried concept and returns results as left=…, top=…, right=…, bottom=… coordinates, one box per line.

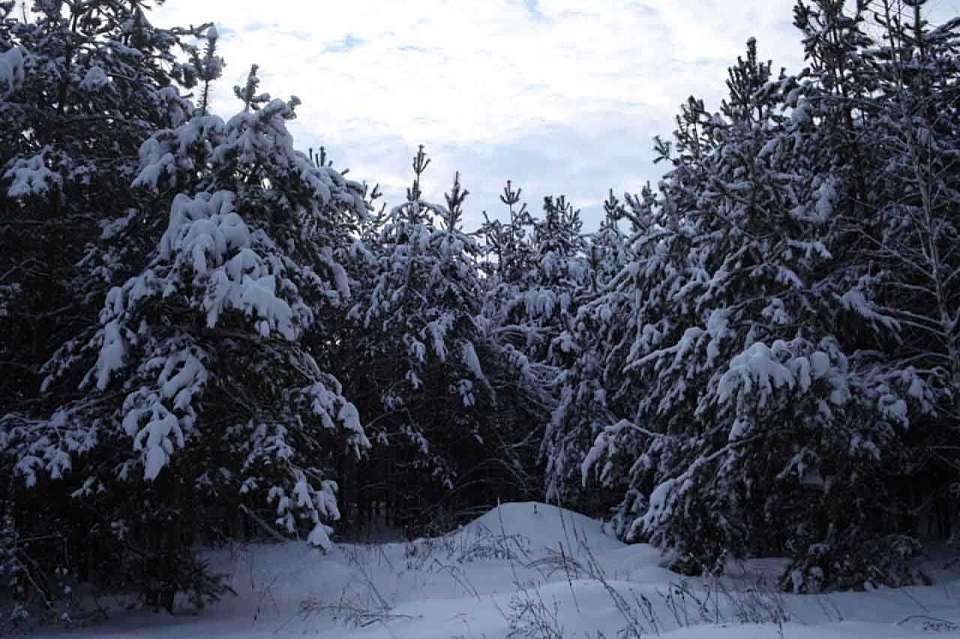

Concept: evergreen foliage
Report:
left=1, top=0, right=958, bottom=627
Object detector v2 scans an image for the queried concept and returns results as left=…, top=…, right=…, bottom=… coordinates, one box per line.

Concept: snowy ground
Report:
left=34, top=502, right=960, bottom=638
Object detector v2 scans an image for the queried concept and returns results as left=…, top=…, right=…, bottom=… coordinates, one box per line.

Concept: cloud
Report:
left=150, top=0, right=960, bottom=228
left=520, top=0, right=546, bottom=22
left=323, top=34, right=364, bottom=53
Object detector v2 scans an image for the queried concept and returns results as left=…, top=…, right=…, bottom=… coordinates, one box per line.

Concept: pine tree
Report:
left=2, top=0, right=957, bottom=616
left=842, top=0, right=960, bottom=550
left=0, top=0, right=224, bottom=620
left=584, top=192, right=630, bottom=294
left=337, top=147, right=520, bottom=533
left=480, top=180, right=537, bottom=286
left=571, top=30, right=938, bottom=589
left=2, top=47, right=372, bottom=612
left=0, top=0, right=206, bottom=403
left=483, top=190, right=589, bottom=382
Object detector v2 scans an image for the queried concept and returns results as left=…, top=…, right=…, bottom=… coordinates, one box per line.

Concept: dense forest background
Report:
left=1, top=0, right=958, bottom=626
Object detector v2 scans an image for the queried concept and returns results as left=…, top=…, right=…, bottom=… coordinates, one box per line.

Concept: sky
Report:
left=145, top=0, right=960, bottom=229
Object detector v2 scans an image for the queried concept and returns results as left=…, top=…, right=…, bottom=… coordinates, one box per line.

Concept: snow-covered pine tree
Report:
left=584, top=192, right=630, bottom=294
left=541, top=187, right=654, bottom=513
left=3, top=55, right=372, bottom=613
left=478, top=183, right=601, bottom=510
left=0, top=0, right=208, bottom=406
left=481, top=179, right=627, bottom=516
left=481, top=189, right=590, bottom=438
left=572, top=33, right=931, bottom=590
left=522, top=195, right=588, bottom=367
left=338, top=148, right=522, bottom=532
left=836, top=0, right=960, bottom=547
left=776, top=0, right=959, bottom=585
left=479, top=181, right=555, bottom=400
left=0, top=0, right=222, bottom=620
left=474, top=183, right=564, bottom=504
left=479, top=181, right=537, bottom=284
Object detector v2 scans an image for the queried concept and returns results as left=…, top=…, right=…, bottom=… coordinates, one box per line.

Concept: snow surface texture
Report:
left=34, top=503, right=960, bottom=638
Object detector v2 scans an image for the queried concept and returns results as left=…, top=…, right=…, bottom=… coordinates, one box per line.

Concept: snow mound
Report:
left=455, top=501, right=624, bottom=554
left=29, top=502, right=960, bottom=639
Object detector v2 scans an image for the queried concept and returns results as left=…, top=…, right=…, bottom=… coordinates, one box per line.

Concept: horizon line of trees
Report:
left=1, top=0, right=958, bottom=628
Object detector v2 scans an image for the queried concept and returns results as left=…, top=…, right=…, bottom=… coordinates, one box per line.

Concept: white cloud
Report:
left=151, top=0, right=960, bottom=228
